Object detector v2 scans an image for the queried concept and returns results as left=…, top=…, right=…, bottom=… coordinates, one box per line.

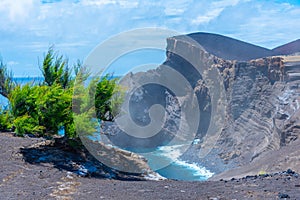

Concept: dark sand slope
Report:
left=1, top=132, right=300, bottom=200
left=176, top=32, right=300, bottom=61
left=273, top=39, right=300, bottom=55
left=184, top=32, right=274, bottom=61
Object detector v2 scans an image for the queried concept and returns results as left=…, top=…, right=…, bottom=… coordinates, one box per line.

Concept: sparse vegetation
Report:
left=0, top=47, right=123, bottom=141
left=0, top=58, right=15, bottom=98
left=258, top=170, right=267, bottom=176
left=0, top=107, right=13, bottom=131
left=95, top=74, right=124, bottom=122
left=41, top=46, right=73, bottom=89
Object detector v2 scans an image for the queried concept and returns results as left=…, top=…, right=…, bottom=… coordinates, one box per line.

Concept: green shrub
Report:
left=0, top=58, right=15, bottom=98
left=9, top=83, right=75, bottom=137
left=2, top=48, right=123, bottom=140
left=13, top=114, right=44, bottom=136
left=41, top=47, right=72, bottom=89
left=36, top=84, right=73, bottom=135
left=258, top=170, right=267, bottom=176
left=95, top=74, right=124, bottom=122
left=9, top=84, right=38, bottom=119
left=72, top=70, right=124, bottom=137
left=0, top=107, right=13, bottom=131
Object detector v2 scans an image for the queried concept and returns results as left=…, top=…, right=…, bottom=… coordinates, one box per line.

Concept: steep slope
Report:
left=183, top=32, right=274, bottom=61
left=273, top=39, right=300, bottom=55
left=166, top=33, right=300, bottom=176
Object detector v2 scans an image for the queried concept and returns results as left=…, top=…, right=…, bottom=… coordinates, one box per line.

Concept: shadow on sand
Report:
left=19, top=137, right=145, bottom=181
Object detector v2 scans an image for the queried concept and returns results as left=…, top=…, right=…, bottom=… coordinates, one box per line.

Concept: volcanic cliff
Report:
left=165, top=33, right=300, bottom=178
left=114, top=32, right=299, bottom=178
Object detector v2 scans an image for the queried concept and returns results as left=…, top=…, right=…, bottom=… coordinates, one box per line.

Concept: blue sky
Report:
left=0, top=0, right=300, bottom=77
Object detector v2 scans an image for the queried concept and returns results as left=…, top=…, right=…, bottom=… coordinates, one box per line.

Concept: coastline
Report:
left=1, top=132, right=299, bottom=200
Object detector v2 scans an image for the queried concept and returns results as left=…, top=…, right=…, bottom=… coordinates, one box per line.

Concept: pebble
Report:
left=286, top=169, right=294, bottom=174
left=278, top=193, right=290, bottom=199
left=66, top=172, right=74, bottom=179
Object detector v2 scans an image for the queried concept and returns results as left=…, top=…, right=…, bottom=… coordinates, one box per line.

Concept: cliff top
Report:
left=170, top=32, right=300, bottom=61
left=273, top=39, right=300, bottom=55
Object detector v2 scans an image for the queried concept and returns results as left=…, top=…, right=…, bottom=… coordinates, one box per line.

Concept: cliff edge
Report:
left=165, top=33, right=300, bottom=178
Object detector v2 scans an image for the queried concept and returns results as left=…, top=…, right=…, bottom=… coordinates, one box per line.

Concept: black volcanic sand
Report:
left=1, top=132, right=300, bottom=200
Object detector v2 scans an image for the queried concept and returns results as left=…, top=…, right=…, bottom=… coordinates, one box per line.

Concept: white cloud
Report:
left=0, top=0, right=300, bottom=76
left=80, top=0, right=116, bottom=6
left=7, top=61, right=19, bottom=66
left=163, top=0, right=190, bottom=16
left=192, top=8, right=224, bottom=25
left=211, top=0, right=240, bottom=7
left=164, top=8, right=185, bottom=16
left=118, top=0, right=139, bottom=8
left=0, top=0, right=36, bottom=22
left=190, top=0, right=243, bottom=25
left=237, top=1, right=300, bottom=48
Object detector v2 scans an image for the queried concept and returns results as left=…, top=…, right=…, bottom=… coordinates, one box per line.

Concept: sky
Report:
left=0, top=0, right=300, bottom=77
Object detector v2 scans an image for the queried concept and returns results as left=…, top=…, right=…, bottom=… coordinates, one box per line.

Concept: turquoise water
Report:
left=119, top=144, right=214, bottom=181
left=142, top=145, right=213, bottom=181
left=156, top=159, right=213, bottom=181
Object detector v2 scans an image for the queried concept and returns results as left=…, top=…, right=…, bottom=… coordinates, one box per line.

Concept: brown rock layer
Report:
left=165, top=33, right=300, bottom=177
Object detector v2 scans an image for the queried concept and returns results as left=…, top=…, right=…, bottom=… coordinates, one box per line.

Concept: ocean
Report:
left=0, top=77, right=214, bottom=181
left=143, top=145, right=213, bottom=181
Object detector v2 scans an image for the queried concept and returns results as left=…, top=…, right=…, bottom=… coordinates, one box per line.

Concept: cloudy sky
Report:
left=0, top=0, right=300, bottom=77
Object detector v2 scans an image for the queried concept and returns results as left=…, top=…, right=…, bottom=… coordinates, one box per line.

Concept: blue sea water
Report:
left=14, top=77, right=44, bottom=85
left=156, top=159, right=213, bottom=181
left=141, top=145, right=214, bottom=181
left=105, top=141, right=214, bottom=181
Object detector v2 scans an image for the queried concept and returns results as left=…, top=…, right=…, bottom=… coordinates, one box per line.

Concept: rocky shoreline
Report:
left=1, top=132, right=300, bottom=200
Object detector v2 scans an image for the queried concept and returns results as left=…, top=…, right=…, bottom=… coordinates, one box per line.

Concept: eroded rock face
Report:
left=101, top=32, right=299, bottom=177
left=164, top=34, right=300, bottom=175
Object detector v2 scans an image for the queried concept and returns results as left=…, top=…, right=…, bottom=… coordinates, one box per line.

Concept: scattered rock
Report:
left=278, top=193, right=290, bottom=199
left=286, top=169, right=295, bottom=174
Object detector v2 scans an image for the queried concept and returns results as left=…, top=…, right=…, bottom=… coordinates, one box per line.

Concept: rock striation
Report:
left=99, top=32, right=299, bottom=178
left=163, top=33, right=300, bottom=177
left=111, top=32, right=300, bottom=178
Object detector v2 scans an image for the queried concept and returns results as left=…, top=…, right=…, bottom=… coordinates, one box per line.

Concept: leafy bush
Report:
left=0, top=107, right=13, bottom=131
left=41, top=47, right=72, bottom=89
left=2, top=47, right=124, bottom=140
left=95, top=74, right=124, bottom=122
left=13, top=114, right=44, bottom=136
left=8, top=83, right=74, bottom=137
left=0, top=58, right=15, bottom=98
left=73, top=70, right=124, bottom=137
left=36, top=84, right=74, bottom=135
left=9, top=84, right=38, bottom=119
